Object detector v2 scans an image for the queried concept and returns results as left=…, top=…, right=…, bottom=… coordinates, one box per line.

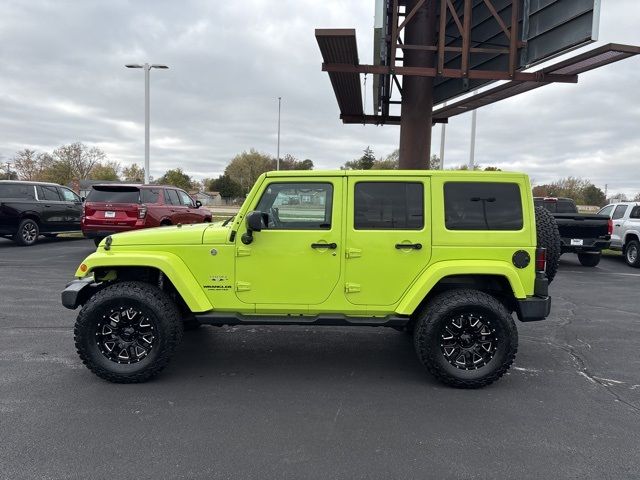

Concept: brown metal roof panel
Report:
left=316, top=29, right=363, bottom=118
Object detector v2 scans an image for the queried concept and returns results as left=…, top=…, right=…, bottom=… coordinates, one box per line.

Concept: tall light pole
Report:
left=438, top=101, right=447, bottom=169
left=469, top=91, right=478, bottom=170
left=125, top=63, right=169, bottom=184
left=276, top=97, right=282, bottom=170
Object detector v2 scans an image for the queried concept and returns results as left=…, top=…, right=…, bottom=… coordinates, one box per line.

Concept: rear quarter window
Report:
left=87, top=187, right=140, bottom=203
left=444, top=182, right=523, bottom=231
left=141, top=189, right=160, bottom=203
left=0, top=184, right=35, bottom=199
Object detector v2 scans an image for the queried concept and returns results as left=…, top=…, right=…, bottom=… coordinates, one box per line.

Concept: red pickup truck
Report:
left=82, top=184, right=212, bottom=245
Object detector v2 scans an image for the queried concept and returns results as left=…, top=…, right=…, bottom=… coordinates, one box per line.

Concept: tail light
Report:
left=138, top=205, right=147, bottom=219
left=535, top=247, right=547, bottom=273
left=607, top=218, right=613, bottom=236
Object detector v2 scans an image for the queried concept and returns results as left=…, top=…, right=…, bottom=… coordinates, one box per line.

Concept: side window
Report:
left=354, top=182, right=423, bottom=230
left=612, top=205, right=628, bottom=220
left=59, top=187, right=80, bottom=202
left=178, top=190, right=194, bottom=206
left=141, top=189, right=160, bottom=203
left=38, top=185, right=62, bottom=201
left=630, top=206, right=640, bottom=219
left=0, top=184, right=35, bottom=199
left=598, top=205, right=614, bottom=217
left=255, top=182, right=333, bottom=230
left=444, top=182, right=523, bottom=230
left=165, top=189, right=180, bottom=206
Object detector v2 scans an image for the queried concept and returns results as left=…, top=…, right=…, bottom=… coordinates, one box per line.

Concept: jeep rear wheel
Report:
left=534, top=206, right=561, bottom=283
left=414, top=289, right=518, bottom=388
left=74, top=281, right=184, bottom=383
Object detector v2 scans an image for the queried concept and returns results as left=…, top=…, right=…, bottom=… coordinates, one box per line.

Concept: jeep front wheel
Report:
left=413, top=289, right=518, bottom=388
left=74, top=281, right=184, bottom=383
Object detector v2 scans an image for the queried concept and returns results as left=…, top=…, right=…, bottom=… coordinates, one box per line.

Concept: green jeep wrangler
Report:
left=62, top=170, right=559, bottom=388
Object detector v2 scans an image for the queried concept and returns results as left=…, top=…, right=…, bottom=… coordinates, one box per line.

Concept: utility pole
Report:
left=439, top=102, right=447, bottom=169
left=469, top=91, right=479, bottom=169
left=277, top=97, right=282, bottom=170
left=125, top=63, right=169, bottom=184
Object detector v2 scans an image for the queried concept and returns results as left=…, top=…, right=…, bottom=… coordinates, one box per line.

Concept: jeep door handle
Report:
left=311, top=242, right=337, bottom=249
left=395, top=243, right=422, bottom=250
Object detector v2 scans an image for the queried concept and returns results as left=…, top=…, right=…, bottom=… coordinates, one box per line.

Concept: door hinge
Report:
left=345, top=248, right=362, bottom=259
left=345, top=282, right=361, bottom=293
left=236, top=247, right=251, bottom=257
left=235, top=281, right=251, bottom=292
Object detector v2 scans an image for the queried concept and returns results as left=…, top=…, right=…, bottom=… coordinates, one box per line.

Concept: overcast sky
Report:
left=0, top=0, right=638, bottom=196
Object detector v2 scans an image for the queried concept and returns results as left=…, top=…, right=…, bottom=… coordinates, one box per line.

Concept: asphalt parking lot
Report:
left=1, top=237, right=639, bottom=479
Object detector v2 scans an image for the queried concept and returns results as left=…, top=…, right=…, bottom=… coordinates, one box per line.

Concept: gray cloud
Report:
left=0, top=0, right=638, bottom=197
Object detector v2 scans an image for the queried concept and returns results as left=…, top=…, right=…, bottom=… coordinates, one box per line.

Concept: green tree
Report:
left=225, top=149, right=273, bottom=193
left=275, top=154, right=314, bottom=170
left=90, top=161, right=120, bottom=181
left=342, top=146, right=376, bottom=170
left=122, top=163, right=145, bottom=182
left=581, top=184, right=606, bottom=207
left=156, top=168, right=194, bottom=191
left=208, top=174, right=243, bottom=198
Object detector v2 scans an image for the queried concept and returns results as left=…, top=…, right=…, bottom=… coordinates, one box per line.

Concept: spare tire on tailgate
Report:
left=534, top=206, right=561, bottom=283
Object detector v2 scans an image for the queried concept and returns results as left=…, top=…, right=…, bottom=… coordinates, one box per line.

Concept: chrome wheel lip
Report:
left=439, top=312, right=498, bottom=371
left=95, top=306, right=156, bottom=364
left=21, top=222, right=38, bottom=243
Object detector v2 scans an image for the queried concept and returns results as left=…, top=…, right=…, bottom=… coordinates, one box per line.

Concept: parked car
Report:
left=0, top=180, right=82, bottom=246
left=64, top=170, right=559, bottom=388
left=534, top=197, right=611, bottom=267
left=82, top=184, right=212, bottom=246
left=597, top=202, right=640, bottom=267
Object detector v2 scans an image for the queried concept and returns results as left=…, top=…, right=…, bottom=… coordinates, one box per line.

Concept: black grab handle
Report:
left=395, top=243, right=422, bottom=250
left=311, top=242, right=337, bottom=249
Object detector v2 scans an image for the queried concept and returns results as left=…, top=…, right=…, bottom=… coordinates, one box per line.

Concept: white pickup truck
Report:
left=597, top=202, right=640, bottom=267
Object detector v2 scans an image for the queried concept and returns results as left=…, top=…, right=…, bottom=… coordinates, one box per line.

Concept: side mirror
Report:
left=241, top=210, right=268, bottom=245
left=80, top=196, right=86, bottom=202
left=195, top=200, right=202, bottom=208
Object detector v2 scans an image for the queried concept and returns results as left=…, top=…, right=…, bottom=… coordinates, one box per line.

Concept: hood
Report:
left=105, top=223, right=212, bottom=246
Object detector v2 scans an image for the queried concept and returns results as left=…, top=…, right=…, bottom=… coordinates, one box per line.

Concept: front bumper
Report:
left=61, top=277, right=98, bottom=309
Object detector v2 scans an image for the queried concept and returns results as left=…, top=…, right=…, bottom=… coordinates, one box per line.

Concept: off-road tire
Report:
left=13, top=218, right=40, bottom=246
left=413, top=289, right=518, bottom=388
left=578, top=252, right=601, bottom=267
left=534, top=206, right=561, bottom=283
left=624, top=240, right=640, bottom=268
left=74, top=281, right=184, bottom=383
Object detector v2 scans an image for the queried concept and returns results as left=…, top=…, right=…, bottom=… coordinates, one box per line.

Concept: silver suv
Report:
left=598, top=202, right=640, bottom=267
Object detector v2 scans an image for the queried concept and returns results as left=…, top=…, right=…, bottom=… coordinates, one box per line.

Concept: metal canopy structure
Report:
left=315, top=0, right=640, bottom=169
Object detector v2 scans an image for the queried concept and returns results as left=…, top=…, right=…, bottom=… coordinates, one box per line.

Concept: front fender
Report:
left=395, top=260, right=527, bottom=316
left=75, top=250, right=213, bottom=312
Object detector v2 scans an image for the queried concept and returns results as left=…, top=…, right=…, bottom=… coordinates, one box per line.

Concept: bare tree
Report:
left=52, top=142, right=105, bottom=180
left=12, top=149, right=54, bottom=181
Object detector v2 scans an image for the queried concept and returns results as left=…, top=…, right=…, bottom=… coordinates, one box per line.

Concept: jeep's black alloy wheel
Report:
left=414, top=289, right=518, bottom=388
left=439, top=312, right=497, bottom=370
left=95, top=307, right=156, bottom=364
left=74, top=281, right=183, bottom=383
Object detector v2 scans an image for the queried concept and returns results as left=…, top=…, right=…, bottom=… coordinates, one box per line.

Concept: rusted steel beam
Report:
left=509, top=0, right=520, bottom=76
left=461, top=0, right=473, bottom=76
left=438, top=0, right=447, bottom=74
left=483, top=0, right=511, bottom=40
left=322, top=63, right=578, bottom=83
left=390, top=0, right=399, bottom=68
left=396, top=0, right=427, bottom=36
left=446, top=0, right=463, bottom=33
left=340, top=114, right=447, bottom=125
